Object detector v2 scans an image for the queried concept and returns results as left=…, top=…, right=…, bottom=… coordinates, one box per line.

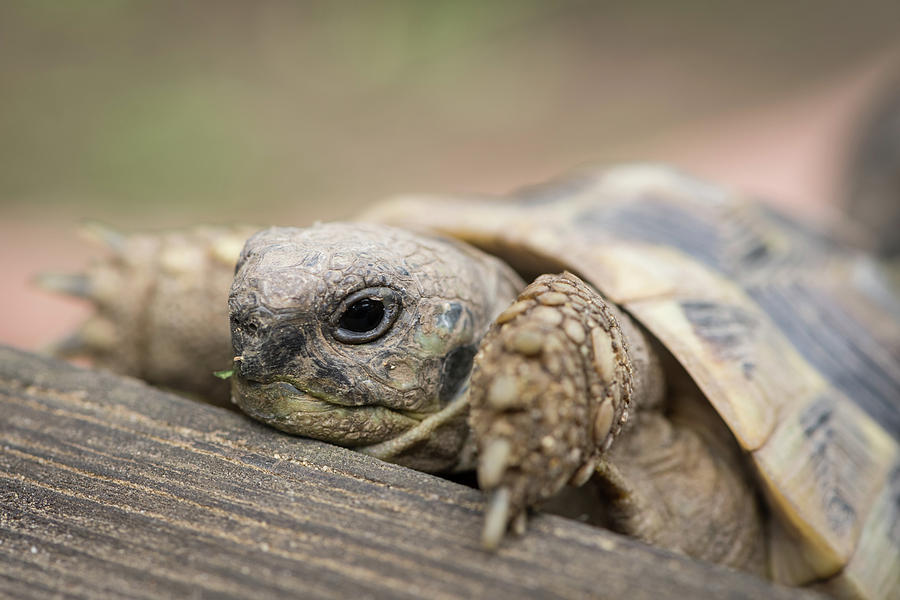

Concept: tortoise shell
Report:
left=362, top=165, right=900, bottom=598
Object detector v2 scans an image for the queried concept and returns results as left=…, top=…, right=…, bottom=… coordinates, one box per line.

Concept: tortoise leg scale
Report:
left=470, top=272, right=767, bottom=575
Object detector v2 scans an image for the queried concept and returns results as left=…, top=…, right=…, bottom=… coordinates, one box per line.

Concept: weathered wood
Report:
left=0, top=346, right=815, bottom=599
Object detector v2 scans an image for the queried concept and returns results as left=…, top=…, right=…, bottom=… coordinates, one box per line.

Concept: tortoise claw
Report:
left=477, top=437, right=511, bottom=490
left=42, top=331, right=89, bottom=357
left=78, top=221, right=125, bottom=252
left=35, top=272, right=91, bottom=298
left=42, top=318, right=117, bottom=359
left=511, top=510, right=527, bottom=536
left=570, top=457, right=598, bottom=487
left=482, top=486, right=512, bottom=550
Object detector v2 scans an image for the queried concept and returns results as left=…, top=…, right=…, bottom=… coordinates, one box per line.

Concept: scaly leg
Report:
left=471, top=272, right=766, bottom=575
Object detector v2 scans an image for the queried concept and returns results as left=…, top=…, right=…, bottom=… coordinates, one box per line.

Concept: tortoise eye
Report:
left=340, top=298, right=384, bottom=333
left=331, top=287, right=401, bottom=344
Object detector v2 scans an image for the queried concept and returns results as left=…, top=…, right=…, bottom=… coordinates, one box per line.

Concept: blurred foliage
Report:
left=1, top=0, right=898, bottom=225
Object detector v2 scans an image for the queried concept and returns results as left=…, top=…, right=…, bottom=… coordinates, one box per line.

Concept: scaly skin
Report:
left=470, top=272, right=640, bottom=545
left=42, top=223, right=260, bottom=406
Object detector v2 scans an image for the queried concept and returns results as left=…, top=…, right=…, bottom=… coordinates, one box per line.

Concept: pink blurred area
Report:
left=1, top=2, right=898, bottom=352
left=1, top=221, right=94, bottom=352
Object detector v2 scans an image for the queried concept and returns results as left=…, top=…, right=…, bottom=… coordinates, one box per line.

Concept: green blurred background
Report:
left=2, top=0, right=899, bottom=349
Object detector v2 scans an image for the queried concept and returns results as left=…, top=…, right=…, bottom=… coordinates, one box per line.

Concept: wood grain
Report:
left=0, top=346, right=815, bottom=599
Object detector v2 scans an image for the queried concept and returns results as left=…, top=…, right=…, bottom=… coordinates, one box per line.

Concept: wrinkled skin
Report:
left=228, top=223, right=523, bottom=471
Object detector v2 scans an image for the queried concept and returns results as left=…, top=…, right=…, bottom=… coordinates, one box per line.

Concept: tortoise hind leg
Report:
left=595, top=404, right=769, bottom=576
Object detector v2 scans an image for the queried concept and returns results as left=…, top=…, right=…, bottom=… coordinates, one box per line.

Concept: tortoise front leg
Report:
left=469, top=271, right=662, bottom=546
left=470, top=272, right=767, bottom=576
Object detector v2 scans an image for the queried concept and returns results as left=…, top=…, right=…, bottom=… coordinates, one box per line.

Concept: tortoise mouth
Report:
left=231, top=375, right=423, bottom=446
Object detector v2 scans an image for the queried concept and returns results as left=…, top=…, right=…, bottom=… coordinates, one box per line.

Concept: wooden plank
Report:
left=0, top=346, right=815, bottom=599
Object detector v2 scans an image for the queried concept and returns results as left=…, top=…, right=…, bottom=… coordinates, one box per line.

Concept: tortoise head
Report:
left=228, top=222, right=522, bottom=471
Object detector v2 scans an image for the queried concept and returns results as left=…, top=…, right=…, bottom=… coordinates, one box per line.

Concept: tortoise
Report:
left=45, top=165, right=900, bottom=599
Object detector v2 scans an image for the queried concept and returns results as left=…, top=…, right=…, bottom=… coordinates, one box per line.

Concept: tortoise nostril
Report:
left=230, top=315, right=262, bottom=351
left=229, top=314, right=266, bottom=377
left=235, top=353, right=265, bottom=381
left=231, top=315, right=258, bottom=335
